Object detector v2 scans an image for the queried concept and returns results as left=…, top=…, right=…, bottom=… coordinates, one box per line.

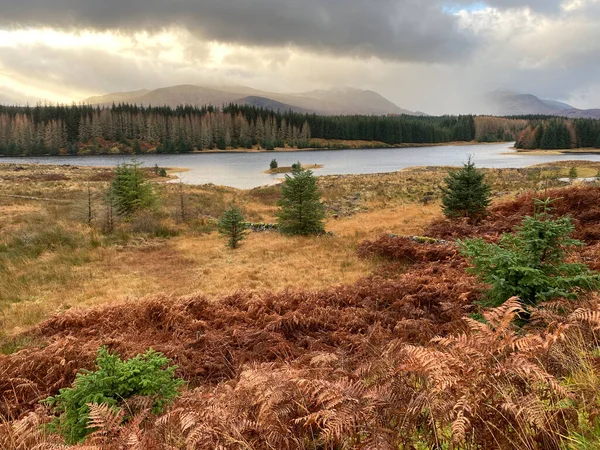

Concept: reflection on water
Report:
left=2, top=143, right=600, bottom=189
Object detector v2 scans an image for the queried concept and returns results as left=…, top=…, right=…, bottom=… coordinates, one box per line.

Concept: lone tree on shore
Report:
left=270, top=159, right=278, bottom=170
left=441, top=156, right=491, bottom=222
left=218, top=206, right=247, bottom=249
left=277, top=164, right=325, bottom=235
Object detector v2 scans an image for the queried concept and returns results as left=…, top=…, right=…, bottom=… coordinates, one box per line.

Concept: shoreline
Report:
left=512, top=147, right=600, bottom=155
left=2, top=158, right=600, bottom=192
left=0, top=140, right=512, bottom=159
left=265, top=164, right=323, bottom=174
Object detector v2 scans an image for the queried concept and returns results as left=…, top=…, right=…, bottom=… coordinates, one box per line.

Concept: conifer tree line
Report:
left=0, top=103, right=479, bottom=156
left=2, top=102, right=592, bottom=156
left=0, top=104, right=311, bottom=156
left=516, top=117, right=600, bottom=150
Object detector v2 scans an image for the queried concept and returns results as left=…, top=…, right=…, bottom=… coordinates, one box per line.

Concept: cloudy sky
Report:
left=0, top=0, right=599, bottom=114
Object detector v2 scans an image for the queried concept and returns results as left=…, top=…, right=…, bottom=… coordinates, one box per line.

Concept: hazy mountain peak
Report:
left=83, top=84, right=419, bottom=116
left=483, top=88, right=600, bottom=118
left=491, top=87, right=517, bottom=95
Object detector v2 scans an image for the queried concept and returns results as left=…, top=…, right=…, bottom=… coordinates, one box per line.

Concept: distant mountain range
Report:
left=485, top=88, right=600, bottom=119
left=84, top=85, right=423, bottom=116
left=83, top=85, right=600, bottom=119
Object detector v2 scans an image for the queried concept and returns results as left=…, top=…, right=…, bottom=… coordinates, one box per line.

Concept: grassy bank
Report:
left=187, top=139, right=512, bottom=153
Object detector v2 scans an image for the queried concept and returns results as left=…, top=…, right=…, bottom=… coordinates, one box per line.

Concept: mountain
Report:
left=484, top=88, right=600, bottom=118
left=541, top=99, right=574, bottom=111
left=83, top=84, right=418, bottom=116
left=485, top=89, right=565, bottom=115
left=236, top=96, right=310, bottom=113
left=84, top=89, right=152, bottom=105
left=292, top=87, right=418, bottom=115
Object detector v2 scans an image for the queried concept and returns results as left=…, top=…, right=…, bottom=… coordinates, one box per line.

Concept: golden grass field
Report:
left=0, top=160, right=599, bottom=342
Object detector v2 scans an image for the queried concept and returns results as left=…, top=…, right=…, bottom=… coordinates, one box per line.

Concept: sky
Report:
left=0, top=0, right=599, bottom=114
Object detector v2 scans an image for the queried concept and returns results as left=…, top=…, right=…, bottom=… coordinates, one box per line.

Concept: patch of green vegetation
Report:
left=218, top=206, right=247, bottom=249
left=43, top=347, right=184, bottom=444
left=460, top=198, right=600, bottom=309
left=278, top=165, right=325, bottom=236
left=0, top=335, right=41, bottom=355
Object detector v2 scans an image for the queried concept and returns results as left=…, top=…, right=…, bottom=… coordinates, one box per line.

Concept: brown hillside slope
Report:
left=427, top=185, right=600, bottom=242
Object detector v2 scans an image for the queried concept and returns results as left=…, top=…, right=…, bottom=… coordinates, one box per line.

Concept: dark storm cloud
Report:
left=0, top=0, right=477, bottom=62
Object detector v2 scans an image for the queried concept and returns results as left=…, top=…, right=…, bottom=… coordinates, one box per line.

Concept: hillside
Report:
left=236, top=95, right=310, bottom=113
left=83, top=84, right=418, bottom=116
left=485, top=88, right=600, bottom=118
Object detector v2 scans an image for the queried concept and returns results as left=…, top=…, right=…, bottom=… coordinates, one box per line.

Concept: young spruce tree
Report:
left=219, top=206, right=247, bottom=249
left=109, top=161, right=156, bottom=217
left=441, top=156, right=491, bottom=222
left=569, top=166, right=578, bottom=179
left=277, top=164, right=325, bottom=235
left=460, top=198, right=600, bottom=309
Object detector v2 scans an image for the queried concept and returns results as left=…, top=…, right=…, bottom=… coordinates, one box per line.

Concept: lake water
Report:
left=2, top=143, right=600, bottom=189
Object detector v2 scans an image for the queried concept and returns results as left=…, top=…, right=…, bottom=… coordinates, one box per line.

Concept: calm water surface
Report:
left=2, top=143, right=600, bottom=189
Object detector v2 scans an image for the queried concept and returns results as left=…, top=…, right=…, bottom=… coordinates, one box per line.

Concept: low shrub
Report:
left=460, top=199, right=600, bottom=308
left=43, top=347, right=183, bottom=444
left=357, top=234, right=457, bottom=264
left=128, top=210, right=177, bottom=238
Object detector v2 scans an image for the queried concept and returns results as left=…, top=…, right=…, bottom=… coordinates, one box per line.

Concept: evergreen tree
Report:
left=277, top=165, right=325, bottom=235
left=441, top=157, right=491, bottom=222
left=540, top=122, right=558, bottom=149
left=534, top=125, right=544, bottom=148
left=132, top=139, right=142, bottom=154
left=569, top=166, right=578, bottom=179
left=109, top=161, right=156, bottom=217
left=270, top=159, right=278, bottom=170
left=218, top=206, right=247, bottom=249
left=460, top=199, right=600, bottom=309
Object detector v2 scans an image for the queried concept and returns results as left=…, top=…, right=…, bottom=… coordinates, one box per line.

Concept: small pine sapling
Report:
left=218, top=206, right=248, bottom=249
left=109, top=161, right=157, bottom=217
left=569, top=166, right=578, bottom=179
left=441, top=156, right=491, bottom=223
left=277, top=164, right=325, bottom=235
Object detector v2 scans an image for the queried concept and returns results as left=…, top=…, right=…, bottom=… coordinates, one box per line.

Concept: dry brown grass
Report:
left=1, top=161, right=597, bottom=341
left=1, top=220, right=399, bottom=337
left=328, top=203, right=441, bottom=239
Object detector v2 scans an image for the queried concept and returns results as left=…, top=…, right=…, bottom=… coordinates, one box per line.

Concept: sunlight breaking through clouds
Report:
left=0, top=0, right=599, bottom=112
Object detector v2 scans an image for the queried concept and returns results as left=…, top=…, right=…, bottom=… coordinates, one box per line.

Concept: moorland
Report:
left=1, top=160, right=600, bottom=449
